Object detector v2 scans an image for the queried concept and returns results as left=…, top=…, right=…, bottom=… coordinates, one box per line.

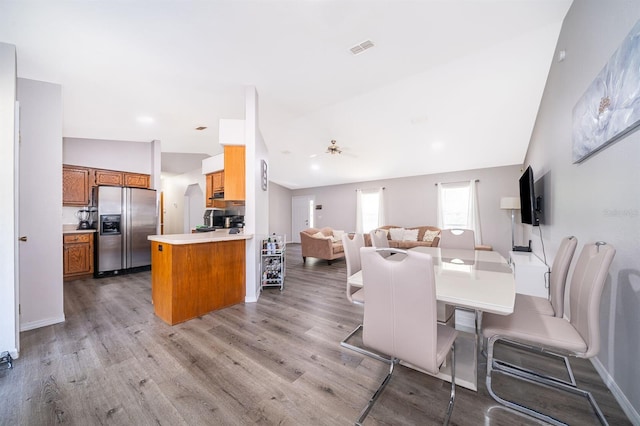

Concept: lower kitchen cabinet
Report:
left=63, top=232, right=94, bottom=280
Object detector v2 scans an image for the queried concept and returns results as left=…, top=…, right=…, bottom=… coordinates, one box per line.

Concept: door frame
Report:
left=291, top=195, right=314, bottom=243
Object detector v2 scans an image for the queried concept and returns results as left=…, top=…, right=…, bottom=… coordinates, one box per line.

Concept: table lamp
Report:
left=500, top=197, right=521, bottom=250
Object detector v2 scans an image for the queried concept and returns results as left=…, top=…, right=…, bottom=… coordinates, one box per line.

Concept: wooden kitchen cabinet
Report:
left=63, top=232, right=94, bottom=280
left=94, top=169, right=124, bottom=186
left=63, top=166, right=91, bottom=206
left=224, top=146, right=245, bottom=200
left=212, top=171, right=224, bottom=191
left=124, top=172, right=150, bottom=188
left=205, top=171, right=224, bottom=207
left=150, top=238, right=246, bottom=325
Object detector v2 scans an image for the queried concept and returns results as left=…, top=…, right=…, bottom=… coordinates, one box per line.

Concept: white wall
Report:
left=63, top=137, right=152, bottom=173
left=268, top=182, right=292, bottom=241
left=161, top=168, right=206, bottom=235
left=245, top=86, right=269, bottom=302
left=18, top=78, right=64, bottom=331
left=292, top=164, right=522, bottom=258
left=524, top=1, right=640, bottom=421
left=0, top=42, right=18, bottom=357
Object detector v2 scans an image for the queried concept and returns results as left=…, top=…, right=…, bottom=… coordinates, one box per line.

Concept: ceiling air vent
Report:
left=350, top=40, right=375, bottom=56
left=195, top=126, right=207, bottom=131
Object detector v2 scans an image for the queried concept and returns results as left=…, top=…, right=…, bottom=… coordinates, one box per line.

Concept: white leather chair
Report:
left=354, top=247, right=458, bottom=425
left=369, top=229, right=391, bottom=256
left=439, top=228, right=475, bottom=250
left=342, top=233, right=365, bottom=305
left=439, top=229, right=476, bottom=325
left=482, top=242, right=615, bottom=425
left=514, top=236, right=577, bottom=317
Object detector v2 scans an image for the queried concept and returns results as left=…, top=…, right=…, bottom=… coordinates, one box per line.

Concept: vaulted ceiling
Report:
left=0, top=0, right=572, bottom=189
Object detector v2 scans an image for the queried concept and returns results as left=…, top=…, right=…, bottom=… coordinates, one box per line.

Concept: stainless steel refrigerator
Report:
left=94, top=186, right=157, bottom=276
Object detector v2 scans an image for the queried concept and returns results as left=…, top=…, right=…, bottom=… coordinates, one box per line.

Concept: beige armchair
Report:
left=299, top=227, right=345, bottom=265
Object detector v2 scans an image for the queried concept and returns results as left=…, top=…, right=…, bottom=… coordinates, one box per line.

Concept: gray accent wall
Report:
left=268, top=181, right=293, bottom=241
left=525, top=1, right=640, bottom=421
left=291, top=164, right=522, bottom=258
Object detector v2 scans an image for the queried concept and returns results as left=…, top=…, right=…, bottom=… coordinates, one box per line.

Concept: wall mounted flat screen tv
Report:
left=519, top=166, right=539, bottom=226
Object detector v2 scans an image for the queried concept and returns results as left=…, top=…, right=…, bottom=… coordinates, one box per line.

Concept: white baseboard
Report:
left=591, top=357, right=640, bottom=424
left=20, top=315, right=65, bottom=332
left=245, top=295, right=258, bottom=303
left=1, top=347, right=19, bottom=359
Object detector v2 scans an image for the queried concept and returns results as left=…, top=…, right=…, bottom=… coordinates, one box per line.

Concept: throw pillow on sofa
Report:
left=423, top=230, right=440, bottom=242
left=402, top=228, right=419, bottom=241
left=312, top=231, right=331, bottom=239
left=389, top=227, right=405, bottom=241
left=332, top=229, right=345, bottom=242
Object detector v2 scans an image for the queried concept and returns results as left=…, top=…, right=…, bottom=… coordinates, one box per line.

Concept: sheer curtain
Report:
left=356, top=190, right=364, bottom=233
left=468, top=180, right=482, bottom=245
left=436, top=180, right=482, bottom=245
left=356, top=187, right=385, bottom=233
left=436, top=183, right=445, bottom=229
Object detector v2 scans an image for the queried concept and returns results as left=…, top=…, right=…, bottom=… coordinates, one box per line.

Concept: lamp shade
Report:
left=500, top=197, right=521, bottom=210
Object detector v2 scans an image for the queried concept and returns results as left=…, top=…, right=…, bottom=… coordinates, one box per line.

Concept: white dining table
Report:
left=347, top=246, right=515, bottom=391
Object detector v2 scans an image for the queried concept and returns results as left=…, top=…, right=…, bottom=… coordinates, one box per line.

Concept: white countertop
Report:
left=148, top=230, right=253, bottom=245
left=63, top=224, right=97, bottom=234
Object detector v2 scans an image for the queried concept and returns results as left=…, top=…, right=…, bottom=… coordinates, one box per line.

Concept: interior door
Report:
left=291, top=195, right=314, bottom=243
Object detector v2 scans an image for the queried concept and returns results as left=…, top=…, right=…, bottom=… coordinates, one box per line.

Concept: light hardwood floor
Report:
left=0, top=244, right=631, bottom=425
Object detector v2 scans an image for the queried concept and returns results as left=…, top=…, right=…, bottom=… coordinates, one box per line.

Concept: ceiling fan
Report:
left=326, top=140, right=342, bottom=155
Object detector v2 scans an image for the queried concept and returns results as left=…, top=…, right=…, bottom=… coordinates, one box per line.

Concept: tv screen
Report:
left=519, top=166, right=539, bottom=226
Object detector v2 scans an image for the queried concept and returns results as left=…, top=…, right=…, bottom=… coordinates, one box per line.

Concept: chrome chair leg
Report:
left=444, top=343, right=456, bottom=426
left=486, top=335, right=608, bottom=426
left=355, top=359, right=397, bottom=426
left=493, top=338, right=577, bottom=387
left=340, top=324, right=392, bottom=364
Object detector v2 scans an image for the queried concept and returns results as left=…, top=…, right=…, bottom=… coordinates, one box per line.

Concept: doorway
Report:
left=291, top=195, right=314, bottom=243
left=184, top=183, right=204, bottom=233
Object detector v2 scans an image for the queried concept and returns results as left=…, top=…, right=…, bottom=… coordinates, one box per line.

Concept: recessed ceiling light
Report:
left=137, top=116, right=154, bottom=124
left=311, top=164, right=320, bottom=171
left=195, top=126, right=207, bottom=131
left=309, top=154, right=317, bottom=158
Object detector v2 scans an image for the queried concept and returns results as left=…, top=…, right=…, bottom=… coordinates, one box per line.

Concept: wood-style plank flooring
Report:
left=0, top=244, right=631, bottom=425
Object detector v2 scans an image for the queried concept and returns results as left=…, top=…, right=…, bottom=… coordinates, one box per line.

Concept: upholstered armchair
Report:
left=299, top=227, right=345, bottom=264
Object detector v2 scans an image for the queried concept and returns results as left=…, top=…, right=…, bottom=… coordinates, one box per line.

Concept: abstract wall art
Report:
left=572, top=20, right=640, bottom=163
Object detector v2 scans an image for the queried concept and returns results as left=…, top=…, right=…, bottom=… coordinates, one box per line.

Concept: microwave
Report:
left=212, top=191, right=224, bottom=199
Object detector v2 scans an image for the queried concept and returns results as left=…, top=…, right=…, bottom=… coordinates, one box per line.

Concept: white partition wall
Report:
left=0, top=42, right=18, bottom=357
left=18, top=78, right=64, bottom=331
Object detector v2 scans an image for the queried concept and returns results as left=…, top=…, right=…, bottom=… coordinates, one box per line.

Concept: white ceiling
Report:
left=0, top=0, right=572, bottom=189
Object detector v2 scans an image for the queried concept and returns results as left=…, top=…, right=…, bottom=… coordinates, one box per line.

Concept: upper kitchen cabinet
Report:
left=94, top=168, right=150, bottom=189
left=124, top=173, right=150, bottom=189
left=63, top=165, right=90, bottom=206
left=94, top=169, right=123, bottom=186
left=224, top=146, right=245, bottom=201
left=205, top=170, right=224, bottom=207
left=213, top=171, right=224, bottom=192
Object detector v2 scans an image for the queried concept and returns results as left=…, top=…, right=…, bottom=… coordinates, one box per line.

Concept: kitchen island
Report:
left=148, top=230, right=253, bottom=325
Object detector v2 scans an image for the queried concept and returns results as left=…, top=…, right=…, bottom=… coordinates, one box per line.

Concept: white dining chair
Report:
left=439, top=229, right=475, bottom=250
left=482, top=242, right=615, bottom=425
left=354, top=247, right=458, bottom=425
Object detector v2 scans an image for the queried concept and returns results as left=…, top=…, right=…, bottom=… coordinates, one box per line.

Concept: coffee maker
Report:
left=75, top=208, right=92, bottom=230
